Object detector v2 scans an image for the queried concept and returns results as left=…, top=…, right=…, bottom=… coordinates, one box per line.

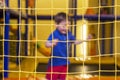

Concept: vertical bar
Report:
left=100, top=0, right=107, bottom=55
left=33, top=0, right=36, bottom=37
left=110, top=0, right=114, bottom=54
left=73, top=0, right=77, bottom=57
left=25, top=0, right=28, bottom=56
left=4, top=0, right=10, bottom=78
left=16, top=0, right=20, bottom=65
left=101, top=23, right=105, bottom=54
left=68, top=0, right=73, bottom=57
left=110, top=24, right=113, bottom=54
left=32, top=0, right=36, bottom=55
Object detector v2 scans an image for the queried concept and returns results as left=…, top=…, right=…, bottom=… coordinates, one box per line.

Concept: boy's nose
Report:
left=64, top=26, right=69, bottom=29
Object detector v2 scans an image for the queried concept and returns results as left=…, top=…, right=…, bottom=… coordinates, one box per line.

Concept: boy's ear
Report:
left=55, top=24, right=58, bottom=28
left=55, top=23, right=57, bottom=26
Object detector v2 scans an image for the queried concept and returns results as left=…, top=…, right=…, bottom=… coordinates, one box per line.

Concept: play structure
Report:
left=1, top=0, right=120, bottom=80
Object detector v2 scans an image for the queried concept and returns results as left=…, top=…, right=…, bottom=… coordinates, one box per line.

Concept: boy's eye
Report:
left=59, top=23, right=71, bottom=28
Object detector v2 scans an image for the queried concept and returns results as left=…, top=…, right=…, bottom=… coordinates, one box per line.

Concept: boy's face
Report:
left=56, top=20, right=70, bottom=34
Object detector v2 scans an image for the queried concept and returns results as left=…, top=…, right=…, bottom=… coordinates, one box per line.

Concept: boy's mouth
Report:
left=61, top=30, right=67, bottom=34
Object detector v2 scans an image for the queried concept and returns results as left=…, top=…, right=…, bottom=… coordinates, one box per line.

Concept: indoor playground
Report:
left=0, top=0, right=120, bottom=80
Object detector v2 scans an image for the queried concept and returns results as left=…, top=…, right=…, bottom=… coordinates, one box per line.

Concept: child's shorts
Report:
left=46, top=65, right=67, bottom=80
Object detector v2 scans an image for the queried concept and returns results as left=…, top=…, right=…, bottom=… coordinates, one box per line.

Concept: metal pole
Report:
left=101, top=23, right=105, bottom=54
left=109, top=0, right=114, bottom=54
left=16, top=0, right=21, bottom=65
left=4, top=0, right=10, bottom=78
left=73, top=0, right=77, bottom=57
left=25, top=0, right=28, bottom=56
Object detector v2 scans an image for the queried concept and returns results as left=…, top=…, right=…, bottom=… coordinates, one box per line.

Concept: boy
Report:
left=45, top=12, right=92, bottom=80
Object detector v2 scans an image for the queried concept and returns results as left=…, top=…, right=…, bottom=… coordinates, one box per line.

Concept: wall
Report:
left=116, top=0, right=120, bottom=53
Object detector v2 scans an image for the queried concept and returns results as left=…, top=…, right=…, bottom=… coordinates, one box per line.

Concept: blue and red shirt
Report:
left=47, top=29, right=75, bottom=66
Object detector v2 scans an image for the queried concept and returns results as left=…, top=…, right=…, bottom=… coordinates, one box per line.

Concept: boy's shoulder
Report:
left=68, top=31, right=73, bottom=35
left=49, top=29, right=59, bottom=37
left=53, top=29, right=61, bottom=35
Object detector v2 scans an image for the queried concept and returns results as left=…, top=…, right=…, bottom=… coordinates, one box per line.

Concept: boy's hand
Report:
left=74, top=34, right=93, bottom=45
left=52, top=39, right=59, bottom=46
left=87, top=34, right=93, bottom=40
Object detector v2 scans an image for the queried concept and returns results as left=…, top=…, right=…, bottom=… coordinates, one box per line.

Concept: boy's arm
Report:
left=74, top=34, right=93, bottom=45
left=74, top=40, right=83, bottom=44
